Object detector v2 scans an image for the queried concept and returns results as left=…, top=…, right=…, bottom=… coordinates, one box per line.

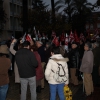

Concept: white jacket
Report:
left=45, top=54, right=69, bottom=84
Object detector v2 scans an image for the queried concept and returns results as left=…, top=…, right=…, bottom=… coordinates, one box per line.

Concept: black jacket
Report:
left=38, top=45, right=46, bottom=62
left=15, top=48, right=38, bottom=78
left=68, top=48, right=80, bottom=68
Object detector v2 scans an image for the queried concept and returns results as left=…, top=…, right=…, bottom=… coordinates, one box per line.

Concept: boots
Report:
left=36, top=85, right=41, bottom=93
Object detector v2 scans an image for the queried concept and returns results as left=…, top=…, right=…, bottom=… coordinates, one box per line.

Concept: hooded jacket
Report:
left=45, top=54, right=69, bottom=84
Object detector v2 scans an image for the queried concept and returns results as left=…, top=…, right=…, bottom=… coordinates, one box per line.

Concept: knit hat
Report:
left=85, top=42, right=92, bottom=48
left=0, top=45, right=9, bottom=54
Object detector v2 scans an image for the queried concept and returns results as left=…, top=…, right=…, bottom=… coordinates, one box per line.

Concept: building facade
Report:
left=1, top=0, right=32, bottom=40
left=86, top=12, right=100, bottom=34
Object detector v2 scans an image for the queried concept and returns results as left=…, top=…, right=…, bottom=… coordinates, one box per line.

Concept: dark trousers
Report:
left=92, top=65, right=99, bottom=85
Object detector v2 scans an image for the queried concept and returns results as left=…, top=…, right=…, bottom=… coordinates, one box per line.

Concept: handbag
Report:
left=64, top=85, right=72, bottom=100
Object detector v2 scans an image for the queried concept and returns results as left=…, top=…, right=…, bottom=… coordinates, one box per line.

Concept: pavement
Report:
left=6, top=72, right=100, bottom=100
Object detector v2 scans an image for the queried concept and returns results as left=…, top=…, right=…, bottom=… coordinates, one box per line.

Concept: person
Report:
left=36, top=41, right=46, bottom=89
left=45, top=46, right=69, bottom=100
left=15, top=41, right=38, bottom=100
left=79, top=40, right=84, bottom=60
left=0, top=45, right=11, bottom=100
left=80, top=42, right=94, bottom=97
left=92, top=42, right=100, bottom=86
left=68, top=42, right=80, bottom=86
left=45, top=42, right=51, bottom=64
left=10, top=39, right=23, bottom=94
left=59, top=41, right=68, bottom=57
left=30, top=45, right=44, bottom=93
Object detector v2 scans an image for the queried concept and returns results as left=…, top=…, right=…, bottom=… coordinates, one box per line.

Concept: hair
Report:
left=93, top=42, right=99, bottom=47
left=18, top=44, right=23, bottom=49
left=22, top=41, right=30, bottom=47
left=85, top=42, right=92, bottom=49
left=30, top=45, right=38, bottom=51
left=51, top=46, right=60, bottom=54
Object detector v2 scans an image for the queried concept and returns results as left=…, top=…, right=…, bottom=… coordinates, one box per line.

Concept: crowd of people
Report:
left=0, top=36, right=100, bottom=100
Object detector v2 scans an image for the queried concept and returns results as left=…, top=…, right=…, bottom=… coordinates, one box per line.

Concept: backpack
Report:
left=51, top=62, right=68, bottom=83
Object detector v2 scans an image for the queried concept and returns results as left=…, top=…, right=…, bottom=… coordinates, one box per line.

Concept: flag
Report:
left=52, top=36, right=60, bottom=46
left=74, top=30, right=80, bottom=42
left=26, top=34, right=32, bottom=42
left=69, top=30, right=75, bottom=43
left=21, top=33, right=26, bottom=43
left=65, top=33, right=69, bottom=51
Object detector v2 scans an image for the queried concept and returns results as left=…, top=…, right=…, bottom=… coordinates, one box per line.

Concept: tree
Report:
left=55, top=0, right=97, bottom=32
left=0, top=0, right=6, bottom=32
left=55, top=0, right=75, bottom=24
left=97, top=0, right=100, bottom=6
left=32, top=0, right=48, bottom=10
left=71, top=0, right=94, bottom=32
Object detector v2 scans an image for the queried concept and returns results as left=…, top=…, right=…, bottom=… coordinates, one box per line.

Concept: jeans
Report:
left=49, top=83, right=65, bottom=100
left=0, top=84, right=8, bottom=100
left=20, top=76, right=36, bottom=100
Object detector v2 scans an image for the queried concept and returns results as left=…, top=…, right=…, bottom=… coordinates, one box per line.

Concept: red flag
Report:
left=26, top=34, right=32, bottom=42
left=69, top=30, right=75, bottom=43
left=52, top=36, right=60, bottom=46
left=74, top=30, right=80, bottom=42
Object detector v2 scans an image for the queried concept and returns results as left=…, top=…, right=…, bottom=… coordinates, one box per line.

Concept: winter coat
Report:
left=68, top=48, right=80, bottom=68
left=92, top=47, right=100, bottom=67
left=33, top=51, right=44, bottom=80
left=45, top=54, right=69, bottom=85
left=38, top=45, right=46, bottom=62
left=80, top=50, right=93, bottom=74
left=0, top=56, right=11, bottom=86
left=10, top=43, right=20, bottom=83
left=15, top=48, right=38, bottom=78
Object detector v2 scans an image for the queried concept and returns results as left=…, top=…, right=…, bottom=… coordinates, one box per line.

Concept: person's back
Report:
left=15, top=41, right=38, bottom=100
left=0, top=53, right=11, bottom=100
left=15, top=48, right=38, bottom=78
left=0, top=56, right=11, bottom=86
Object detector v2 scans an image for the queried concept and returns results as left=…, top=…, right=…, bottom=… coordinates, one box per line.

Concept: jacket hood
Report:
left=50, top=54, right=69, bottom=62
